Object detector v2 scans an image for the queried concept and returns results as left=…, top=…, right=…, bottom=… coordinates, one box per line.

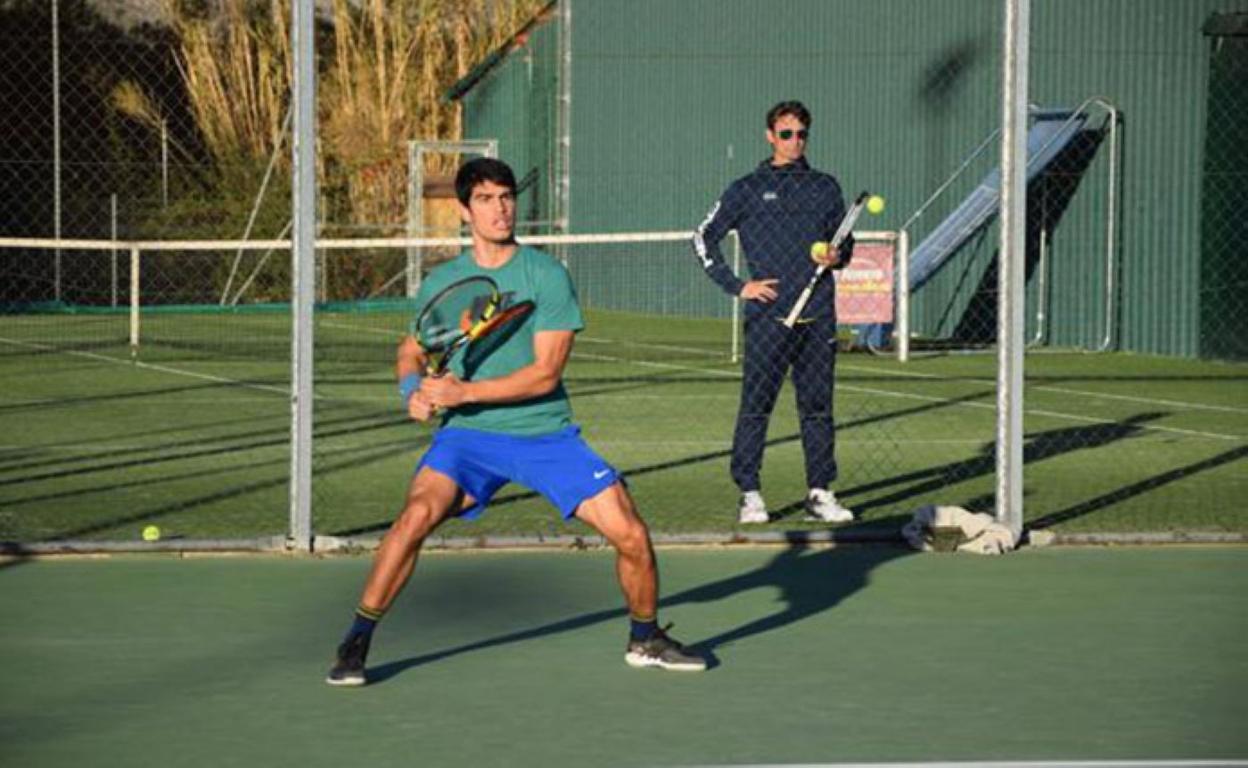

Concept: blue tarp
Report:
left=907, top=108, right=1088, bottom=292
left=856, top=108, right=1089, bottom=348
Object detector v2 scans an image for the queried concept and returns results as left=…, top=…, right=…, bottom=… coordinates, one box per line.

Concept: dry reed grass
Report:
left=110, top=0, right=545, bottom=233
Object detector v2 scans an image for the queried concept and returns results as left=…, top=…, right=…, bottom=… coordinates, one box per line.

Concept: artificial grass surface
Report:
left=2, top=309, right=1244, bottom=543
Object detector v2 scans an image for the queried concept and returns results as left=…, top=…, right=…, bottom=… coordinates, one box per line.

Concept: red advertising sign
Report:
left=834, top=242, right=894, bottom=324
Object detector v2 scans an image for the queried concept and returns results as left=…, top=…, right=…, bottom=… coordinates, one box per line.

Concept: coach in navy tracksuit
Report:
left=692, top=100, right=855, bottom=525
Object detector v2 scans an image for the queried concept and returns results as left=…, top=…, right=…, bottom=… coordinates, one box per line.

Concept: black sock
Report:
left=630, top=614, right=658, bottom=641
left=346, top=605, right=384, bottom=641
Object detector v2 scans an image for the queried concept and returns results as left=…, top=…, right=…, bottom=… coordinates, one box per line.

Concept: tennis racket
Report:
left=781, top=190, right=870, bottom=329
left=412, top=275, right=534, bottom=376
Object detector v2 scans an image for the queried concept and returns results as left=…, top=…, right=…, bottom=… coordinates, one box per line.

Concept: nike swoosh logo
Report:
left=593, top=469, right=610, bottom=479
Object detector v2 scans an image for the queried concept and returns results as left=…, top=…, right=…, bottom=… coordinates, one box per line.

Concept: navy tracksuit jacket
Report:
left=693, top=157, right=853, bottom=493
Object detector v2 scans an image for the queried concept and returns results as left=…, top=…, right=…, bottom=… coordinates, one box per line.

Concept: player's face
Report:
left=461, top=180, right=516, bottom=243
left=766, top=113, right=808, bottom=166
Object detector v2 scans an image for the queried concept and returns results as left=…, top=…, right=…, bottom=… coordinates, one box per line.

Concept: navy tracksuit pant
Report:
left=731, top=313, right=838, bottom=492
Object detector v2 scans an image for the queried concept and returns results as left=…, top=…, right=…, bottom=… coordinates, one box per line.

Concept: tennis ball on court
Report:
left=866, top=194, right=886, bottom=215
left=142, top=525, right=162, bottom=542
left=810, top=241, right=830, bottom=262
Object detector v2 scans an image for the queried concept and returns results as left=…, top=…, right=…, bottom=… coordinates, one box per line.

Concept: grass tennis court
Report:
left=1, top=307, right=1245, bottom=546
left=1, top=546, right=1245, bottom=766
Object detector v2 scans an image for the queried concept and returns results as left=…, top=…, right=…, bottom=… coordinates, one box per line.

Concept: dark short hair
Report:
left=454, top=157, right=517, bottom=205
left=766, top=100, right=812, bottom=130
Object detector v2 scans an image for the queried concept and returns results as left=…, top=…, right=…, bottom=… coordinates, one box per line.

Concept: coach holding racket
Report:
left=693, top=100, right=856, bottom=526
left=327, top=158, right=706, bottom=686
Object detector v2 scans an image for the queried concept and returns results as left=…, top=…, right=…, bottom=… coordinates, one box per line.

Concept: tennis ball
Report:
left=142, top=525, right=162, bottom=542
left=810, top=241, right=830, bottom=262
left=866, top=194, right=886, bottom=215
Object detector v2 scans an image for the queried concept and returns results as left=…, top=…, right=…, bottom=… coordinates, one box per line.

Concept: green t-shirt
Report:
left=414, top=245, right=584, bottom=435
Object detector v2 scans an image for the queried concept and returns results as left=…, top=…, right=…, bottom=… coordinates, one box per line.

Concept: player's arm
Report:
left=420, top=329, right=573, bottom=409
left=396, top=335, right=437, bottom=421
left=692, top=186, right=751, bottom=297
left=396, top=334, right=428, bottom=379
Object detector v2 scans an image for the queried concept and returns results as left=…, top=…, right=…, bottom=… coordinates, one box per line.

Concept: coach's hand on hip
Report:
left=740, top=279, right=779, bottom=303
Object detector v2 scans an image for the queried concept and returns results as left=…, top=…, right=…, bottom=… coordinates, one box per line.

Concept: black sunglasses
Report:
left=776, top=129, right=809, bottom=140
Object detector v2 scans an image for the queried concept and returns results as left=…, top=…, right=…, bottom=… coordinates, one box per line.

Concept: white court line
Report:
left=841, top=363, right=1248, bottom=415
left=592, top=438, right=982, bottom=447
left=18, top=327, right=1234, bottom=442
left=574, top=350, right=1244, bottom=442
left=319, top=320, right=397, bottom=337
left=1034, top=385, right=1248, bottom=415
left=685, top=762, right=1248, bottom=768
left=0, top=396, right=286, bottom=406
left=321, top=318, right=730, bottom=359
left=839, top=384, right=1242, bottom=441
left=572, top=351, right=739, bottom=378
left=0, top=336, right=289, bottom=396
left=578, top=334, right=727, bottom=358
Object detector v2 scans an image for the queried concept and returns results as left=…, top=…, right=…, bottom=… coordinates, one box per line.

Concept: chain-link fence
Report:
left=2, top=0, right=1245, bottom=551
left=1200, top=13, right=1248, bottom=362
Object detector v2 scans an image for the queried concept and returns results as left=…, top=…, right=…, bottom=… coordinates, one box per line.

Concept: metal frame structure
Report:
left=405, top=139, right=500, bottom=297
left=895, top=96, right=1119, bottom=361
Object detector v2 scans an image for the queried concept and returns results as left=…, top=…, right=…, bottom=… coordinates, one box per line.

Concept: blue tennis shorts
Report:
left=416, top=425, right=620, bottom=519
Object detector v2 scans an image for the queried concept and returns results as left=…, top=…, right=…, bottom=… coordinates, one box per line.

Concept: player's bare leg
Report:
left=576, top=482, right=657, bottom=615
left=361, top=467, right=465, bottom=611
left=326, top=467, right=466, bottom=686
left=576, top=483, right=706, bottom=672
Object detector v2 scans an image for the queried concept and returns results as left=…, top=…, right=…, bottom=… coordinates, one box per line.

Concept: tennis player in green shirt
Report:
left=326, top=158, right=707, bottom=686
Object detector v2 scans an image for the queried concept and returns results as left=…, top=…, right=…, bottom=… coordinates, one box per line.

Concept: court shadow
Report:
left=1027, top=442, right=1248, bottom=530
left=2, top=429, right=428, bottom=545
left=0, top=555, right=32, bottom=573
left=836, top=411, right=1170, bottom=516
left=0, top=409, right=405, bottom=490
left=367, top=542, right=910, bottom=683
left=664, top=543, right=912, bottom=667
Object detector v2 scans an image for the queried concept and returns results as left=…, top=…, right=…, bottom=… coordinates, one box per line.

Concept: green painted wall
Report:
left=460, top=17, right=560, bottom=236
left=1199, top=14, right=1248, bottom=360
left=462, top=0, right=1248, bottom=358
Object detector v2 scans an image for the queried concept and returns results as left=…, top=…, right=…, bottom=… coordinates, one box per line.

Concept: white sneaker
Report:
left=737, top=491, right=769, bottom=524
left=805, top=488, right=854, bottom=523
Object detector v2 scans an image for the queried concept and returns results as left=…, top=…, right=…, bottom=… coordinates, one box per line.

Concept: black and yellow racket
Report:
left=782, top=190, right=870, bottom=328
left=412, top=275, right=534, bottom=376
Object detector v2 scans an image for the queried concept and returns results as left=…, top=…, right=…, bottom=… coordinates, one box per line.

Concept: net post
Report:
left=406, top=141, right=424, bottom=298
left=128, top=246, right=140, bottom=357
left=52, top=0, right=62, bottom=304
left=110, top=194, right=118, bottom=308
left=897, top=229, right=910, bottom=362
left=1098, top=99, right=1120, bottom=351
left=731, top=231, right=741, bottom=363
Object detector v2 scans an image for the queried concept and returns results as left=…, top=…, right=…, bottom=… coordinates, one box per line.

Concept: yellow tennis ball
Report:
left=810, top=241, right=829, bottom=262
left=866, top=194, right=886, bottom=215
left=142, top=525, right=162, bottom=542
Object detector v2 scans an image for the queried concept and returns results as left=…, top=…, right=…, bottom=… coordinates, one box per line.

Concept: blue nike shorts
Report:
left=416, top=425, right=620, bottom=520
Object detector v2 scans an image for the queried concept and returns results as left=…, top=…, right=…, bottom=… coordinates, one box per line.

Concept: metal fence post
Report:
left=996, top=0, right=1029, bottom=542
left=288, top=0, right=315, bottom=553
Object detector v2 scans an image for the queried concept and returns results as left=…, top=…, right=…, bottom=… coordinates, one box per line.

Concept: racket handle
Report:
left=782, top=193, right=869, bottom=328
left=783, top=266, right=826, bottom=328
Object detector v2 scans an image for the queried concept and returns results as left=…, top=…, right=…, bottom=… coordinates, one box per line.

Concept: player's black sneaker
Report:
left=625, top=624, right=707, bottom=672
left=325, top=633, right=370, bottom=687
